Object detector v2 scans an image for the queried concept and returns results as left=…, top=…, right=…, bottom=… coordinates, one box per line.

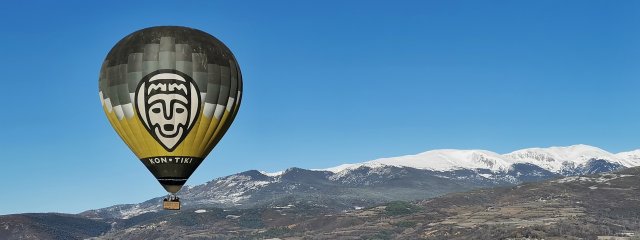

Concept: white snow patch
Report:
left=253, top=181, right=271, bottom=187
left=556, top=176, right=581, bottom=183
left=479, top=174, right=493, bottom=179
left=273, top=205, right=292, bottom=209
left=124, top=220, right=167, bottom=233
left=261, top=171, right=284, bottom=177
left=188, top=173, right=273, bottom=205
left=615, top=150, right=640, bottom=166
left=119, top=205, right=157, bottom=219
left=555, top=174, right=633, bottom=184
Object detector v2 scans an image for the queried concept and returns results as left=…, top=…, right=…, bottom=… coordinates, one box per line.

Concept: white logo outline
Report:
left=135, top=70, right=201, bottom=152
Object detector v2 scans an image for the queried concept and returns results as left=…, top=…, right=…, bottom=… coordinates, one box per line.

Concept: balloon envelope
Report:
left=98, top=26, right=242, bottom=193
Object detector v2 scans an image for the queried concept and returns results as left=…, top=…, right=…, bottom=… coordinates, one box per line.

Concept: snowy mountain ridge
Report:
left=82, top=144, right=639, bottom=220
left=318, top=144, right=640, bottom=174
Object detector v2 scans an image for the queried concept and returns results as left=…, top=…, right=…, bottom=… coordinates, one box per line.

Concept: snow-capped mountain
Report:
left=614, top=149, right=640, bottom=164
left=325, top=149, right=512, bottom=173
left=322, top=144, right=640, bottom=174
left=82, top=144, right=640, bottom=220
left=507, top=144, right=640, bottom=172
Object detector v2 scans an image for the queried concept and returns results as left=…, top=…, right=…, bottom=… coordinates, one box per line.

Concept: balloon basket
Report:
left=163, top=198, right=180, bottom=210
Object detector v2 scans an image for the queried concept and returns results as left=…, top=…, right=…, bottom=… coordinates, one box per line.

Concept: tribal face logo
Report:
left=135, top=70, right=201, bottom=151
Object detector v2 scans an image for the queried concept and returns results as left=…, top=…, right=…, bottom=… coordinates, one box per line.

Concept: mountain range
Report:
left=90, top=165, right=640, bottom=239
left=2, top=144, right=640, bottom=239
left=324, top=144, right=640, bottom=173
left=82, top=145, right=639, bottom=219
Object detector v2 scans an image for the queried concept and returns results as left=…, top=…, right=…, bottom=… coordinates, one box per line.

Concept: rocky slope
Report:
left=92, top=167, right=640, bottom=239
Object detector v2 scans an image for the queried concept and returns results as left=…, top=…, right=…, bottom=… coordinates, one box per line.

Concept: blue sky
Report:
left=0, top=1, right=638, bottom=215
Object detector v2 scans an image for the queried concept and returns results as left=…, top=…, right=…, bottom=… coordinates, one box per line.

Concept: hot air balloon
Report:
left=98, top=26, right=242, bottom=210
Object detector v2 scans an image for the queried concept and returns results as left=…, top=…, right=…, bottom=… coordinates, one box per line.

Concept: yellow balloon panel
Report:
left=102, top=104, right=231, bottom=159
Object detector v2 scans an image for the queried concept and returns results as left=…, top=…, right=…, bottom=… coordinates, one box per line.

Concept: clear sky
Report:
left=0, top=0, right=638, bottom=215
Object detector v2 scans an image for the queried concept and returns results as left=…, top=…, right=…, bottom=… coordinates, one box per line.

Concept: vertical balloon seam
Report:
left=127, top=51, right=152, bottom=155
left=159, top=36, right=174, bottom=153
left=191, top=62, right=220, bottom=156
left=183, top=47, right=204, bottom=156
left=209, top=66, right=238, bottom=152
left=141, top=41, right=162, bottom=157
left=187, top=62, right=211, bottom=156
left=203, top=59, right=238, bottom=153
left=132, top=44, right=155, bottom=157
left=170, top=50, right=179, bottom=154
left=203, top=93, right=241, bottom=155
left=115, top=57, right=142, bottom=154
left=103, top=103, right=135, bottom=157
left=196, top=61, right=226, bottom=154
left=112, top=38, right=145, bottom=156
left=125, top=46, right=153, bottom=157
left=203, top=73, right=238, bottom=154
left=210, top=58, right=235, bottom=148
left=199, top=61, right=232, bottom=154
left=177, top=42, right=189, bottom=153
left=228, top=59, right=239, bottom=111
left=204, top=59, right=242, bottom=155
left=105, top=63, right=132, bottom=152
left=113, top=63, right=143, bottom=156
left=170, top=38, right=184, bottom=155
left=139, top=44, right=159, bottom=157
left=100, top=63, right=132, bottom=155
left=190, top=110, right=215, bottom=156
left=105, top=65, right=139, bottom=158
left=196, top=62, right=222, bottom=153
